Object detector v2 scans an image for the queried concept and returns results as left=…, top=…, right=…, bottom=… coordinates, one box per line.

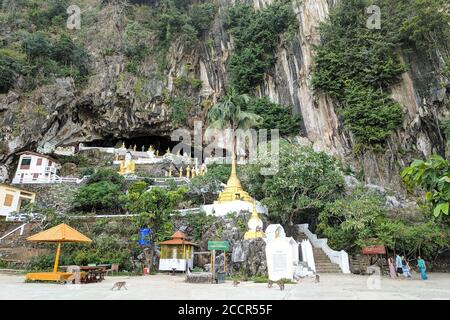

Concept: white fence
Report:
left=296, top=224, right=350, bottom=274
left=14, top=175, right=88, bottom=185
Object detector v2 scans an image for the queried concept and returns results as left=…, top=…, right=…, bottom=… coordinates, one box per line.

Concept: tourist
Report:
left=395, top=254, right=403, bottom=276
left=417, top=256, right=428, bottom=280
left=401, top=256, right=412, bottom=279
left=388, top=257, right=397, bottom=279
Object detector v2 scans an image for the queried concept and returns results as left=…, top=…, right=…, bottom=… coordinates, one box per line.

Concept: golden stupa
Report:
left=215, top=159, right=253, bottom=203
left=244, top=200, right=265, bottom=240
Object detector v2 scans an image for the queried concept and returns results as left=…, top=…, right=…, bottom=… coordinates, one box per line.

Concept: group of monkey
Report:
left=110, top=274, right=320, bottom=291
left=232, top=274, right=320, bottom=291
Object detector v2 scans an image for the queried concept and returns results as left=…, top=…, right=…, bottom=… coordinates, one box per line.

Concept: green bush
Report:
left=0, top=49, right=26, bottom=93
left=225, top=1, right=296, bottom=93
left=247, top=98, right=300, bottom=136
left=87, top=168, right=126, bottom=187
left=27, top=0, right=69, bottom=29
left=317, top=187, right=450, bottom=258
left=22, top=32, right=52, bottom=61
left=128, top=181, right=148, bottom=194
left=167, top=95, right=191, bottom=125
left=73, top=181, right=123, bottom=212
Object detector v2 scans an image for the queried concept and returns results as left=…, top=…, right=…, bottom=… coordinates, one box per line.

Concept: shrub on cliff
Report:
left=0, top=49, right=27, bottom=93
left=247, top=98, right=301, bottom=136
left=225, top=1, right=296, bottom=93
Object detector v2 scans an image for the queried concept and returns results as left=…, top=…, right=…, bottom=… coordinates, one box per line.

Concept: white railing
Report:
left=300, top=239, right=316, bottom=272
left=67, top=207, right=201, bottom=219
left=296, top=224, right=350, bottom=274
left=0, top=223, right=27, bottom=243
left=12, top=175, right=89, bottom=185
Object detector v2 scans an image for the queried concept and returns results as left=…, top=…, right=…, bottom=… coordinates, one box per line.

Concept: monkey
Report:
left=315, top=274, right=320, bottom=283
left=277, top=280, right=285, bottom=291
left=232, top=280, right=240, bottom=287
left=268, top=279, right=285, bottom=290
left=111, top=281, right=127, bottom=290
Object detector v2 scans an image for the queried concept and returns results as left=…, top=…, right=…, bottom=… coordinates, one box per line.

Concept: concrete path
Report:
left=0, top=273, right=449, bottom=300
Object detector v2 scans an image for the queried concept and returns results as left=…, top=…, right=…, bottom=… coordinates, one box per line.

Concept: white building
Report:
left=12, top=152, right=60, bottom=184
left=0, top=184, right=36, bottom=218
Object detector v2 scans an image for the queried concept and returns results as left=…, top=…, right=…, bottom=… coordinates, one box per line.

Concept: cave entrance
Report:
left=85, top=135, right=179, bottom=154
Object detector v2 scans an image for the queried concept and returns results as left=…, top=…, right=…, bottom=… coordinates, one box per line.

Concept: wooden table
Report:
left=59, top=266, right=107, bottom=283
left=78, top=266, right=107, bottom=283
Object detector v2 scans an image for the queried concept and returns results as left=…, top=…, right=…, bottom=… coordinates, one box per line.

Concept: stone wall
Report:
left=14, top=183, right=81, bottom=213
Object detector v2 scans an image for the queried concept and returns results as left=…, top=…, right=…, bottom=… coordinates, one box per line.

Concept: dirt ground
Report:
left=0, top=273, right=449, bottom=300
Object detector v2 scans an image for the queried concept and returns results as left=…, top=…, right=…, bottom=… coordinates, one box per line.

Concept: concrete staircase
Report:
left=312, top=248, right=342, bottom=273
left=295, top=231, right=342, bottom=273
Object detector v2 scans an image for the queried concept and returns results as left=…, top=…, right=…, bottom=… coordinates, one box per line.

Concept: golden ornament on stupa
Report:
left=215, top=159, right=253, bottom=203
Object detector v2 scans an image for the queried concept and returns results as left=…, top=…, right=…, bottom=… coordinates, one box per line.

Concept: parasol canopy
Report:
left=26, top=223, right=91, bottom=277
left=27, top=223, right=92, bottom=243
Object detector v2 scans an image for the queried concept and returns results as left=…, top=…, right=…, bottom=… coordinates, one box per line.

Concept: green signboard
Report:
left=208, top=241, right=230, bottom=251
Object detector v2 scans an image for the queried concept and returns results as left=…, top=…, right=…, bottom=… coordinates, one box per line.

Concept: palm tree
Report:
left=207, top=90, right=262, bottom=161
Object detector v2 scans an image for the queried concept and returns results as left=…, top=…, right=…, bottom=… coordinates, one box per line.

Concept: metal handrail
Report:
left=0, top=223, right=27, bottom=243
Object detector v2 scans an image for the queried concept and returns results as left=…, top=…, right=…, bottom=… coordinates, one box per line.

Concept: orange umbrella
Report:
left=27, top=223, right=92, bottom=273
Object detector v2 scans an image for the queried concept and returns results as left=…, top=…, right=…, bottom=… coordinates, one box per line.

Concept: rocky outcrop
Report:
left=0, top=0, right=448, bottom=192
left=231, top=238, right=267, bottom=277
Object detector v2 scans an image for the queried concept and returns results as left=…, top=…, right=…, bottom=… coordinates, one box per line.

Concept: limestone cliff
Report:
left=0, top=0, right=448, bottom=191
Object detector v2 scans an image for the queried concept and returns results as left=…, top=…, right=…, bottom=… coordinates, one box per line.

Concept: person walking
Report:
left=388, top=257, right=397, bottom=279
left=401, top=256, right=412, bottom=279
left=395, top=254, right=403, bottom=276
left=417, top=256, right=428, bottom=280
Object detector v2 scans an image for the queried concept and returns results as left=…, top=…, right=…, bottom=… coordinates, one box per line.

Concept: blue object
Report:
left=138, top=228, right=152, bottom=246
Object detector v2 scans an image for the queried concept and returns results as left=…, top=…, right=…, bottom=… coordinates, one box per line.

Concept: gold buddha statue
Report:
left=215, top=159, right=253, bottom=203
left=119, top=151, right=135, bottom=175
left=244, top=200, right=265, bottom=240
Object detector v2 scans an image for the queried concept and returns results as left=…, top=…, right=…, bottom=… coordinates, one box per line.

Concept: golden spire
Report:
left=215, top=158, right=253, bottom=203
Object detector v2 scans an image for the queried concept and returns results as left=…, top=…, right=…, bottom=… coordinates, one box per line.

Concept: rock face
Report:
left=231, top=238, right=268, bottom=277
left=0, top=0, right=448, bottom=192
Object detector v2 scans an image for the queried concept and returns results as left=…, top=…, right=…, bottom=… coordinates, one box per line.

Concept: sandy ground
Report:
left=0, top=273, right=449, bottom=300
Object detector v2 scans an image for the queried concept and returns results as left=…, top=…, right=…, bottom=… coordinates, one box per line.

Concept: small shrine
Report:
left=244, top=200, right=265, bottom=240
left=158, top=231, right=197, bottom=272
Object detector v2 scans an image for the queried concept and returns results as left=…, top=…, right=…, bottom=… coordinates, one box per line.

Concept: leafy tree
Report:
left=207, top=90, right=262, bottom=159
left=73, top=168, right=126, bottom=212
left=73, top=181, right=123, bottom=212
left=247, top=97, right=300, bottom=136
left=401, top=155, right=450, bottom=219
left=87, top=168, right=126, bottom=187
left=123, top=186, right=186, bottom=271
left=317, top=187, right=387, bottom=251
left=241, top=140, right=345, bottom=226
